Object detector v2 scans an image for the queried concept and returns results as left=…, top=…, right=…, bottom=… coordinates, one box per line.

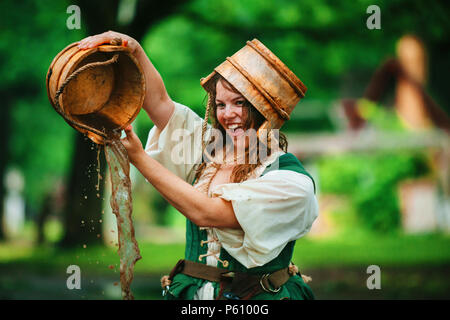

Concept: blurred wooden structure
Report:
left=341, top=34, right=449, bottom=133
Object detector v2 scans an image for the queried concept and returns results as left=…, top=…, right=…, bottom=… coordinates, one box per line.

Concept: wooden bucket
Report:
left=201, top=39, right=306, bottom=132
left=46, top=41, right=146, bottom=144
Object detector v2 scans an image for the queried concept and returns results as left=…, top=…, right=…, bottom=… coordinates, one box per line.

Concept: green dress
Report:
left=164, top=153, right=316, bottom=300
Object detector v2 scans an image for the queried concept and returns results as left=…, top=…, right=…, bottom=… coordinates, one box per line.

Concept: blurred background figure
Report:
left=3, top=168, right=25, bottom=239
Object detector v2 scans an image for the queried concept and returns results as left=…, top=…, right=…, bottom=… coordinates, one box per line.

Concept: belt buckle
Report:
left=162, top=285, right=170, bottom=297
left=223, top=292, right=240, bottom=300
left=260, top=273, right=281, bottom=293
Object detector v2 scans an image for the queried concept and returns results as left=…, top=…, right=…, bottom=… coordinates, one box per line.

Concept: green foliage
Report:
left=357, top=99, right=405, bottom=131
left=1, top=0, right=448, bottom=216
left=9, top=95, right=74, bottom=209
left=142, top=15, right=234, bottom=116
left=317, top=151, right=430, bottom=232
left=0, top=0, right=85, bottom=210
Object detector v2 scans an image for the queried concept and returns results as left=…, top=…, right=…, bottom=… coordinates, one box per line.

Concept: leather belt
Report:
left=168, top=259, right=292, bottom=299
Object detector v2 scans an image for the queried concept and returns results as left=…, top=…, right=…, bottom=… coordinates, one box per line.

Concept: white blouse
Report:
left=145, top=102, right=319, bottom=298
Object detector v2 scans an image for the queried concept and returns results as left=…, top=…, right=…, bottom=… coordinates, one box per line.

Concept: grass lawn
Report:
left=0, top=230, right=449, bottom=299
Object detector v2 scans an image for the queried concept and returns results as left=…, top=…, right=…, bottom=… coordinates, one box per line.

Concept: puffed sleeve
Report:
left=211, top=170, right=319, bottom=269
left=144, top=102, right=210, bottom=183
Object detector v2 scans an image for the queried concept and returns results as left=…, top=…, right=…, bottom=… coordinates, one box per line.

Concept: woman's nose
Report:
left=224, top=105, right=237, bottom=118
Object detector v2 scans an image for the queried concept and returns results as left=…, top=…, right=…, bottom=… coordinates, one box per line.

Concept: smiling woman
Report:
left=193, top=73, right=284, bottom=185
left=77, top=31, right=318, bottom=300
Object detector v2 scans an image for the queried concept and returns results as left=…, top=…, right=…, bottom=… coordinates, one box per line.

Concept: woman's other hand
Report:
left=77, top=30, right=140, bottom=54
left=121, top=125, right=145, bottom=164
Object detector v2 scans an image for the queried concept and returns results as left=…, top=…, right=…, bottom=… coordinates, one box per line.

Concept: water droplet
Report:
left=84, top=196, right=88, bottom=199
left=83, top=244, right=87, bottom=249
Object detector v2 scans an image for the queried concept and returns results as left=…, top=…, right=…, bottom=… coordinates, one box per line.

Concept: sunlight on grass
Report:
left=294, top=230, right=450, bottom=269
left=1, top=230, right=449, bottom=274
left=0, top=241, right=35, bottom=262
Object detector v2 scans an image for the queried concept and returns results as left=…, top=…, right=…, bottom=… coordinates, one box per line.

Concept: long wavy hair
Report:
left=195, top=74, right=288, bottom=183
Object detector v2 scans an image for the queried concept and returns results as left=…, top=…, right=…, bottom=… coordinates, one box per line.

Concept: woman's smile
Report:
left=215, top=79, right=249, bottom=139
left=226, top=123, right=245, bottom=137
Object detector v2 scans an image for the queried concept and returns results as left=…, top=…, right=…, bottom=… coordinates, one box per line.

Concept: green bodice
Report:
left=165, top=153, right=315, bottom=300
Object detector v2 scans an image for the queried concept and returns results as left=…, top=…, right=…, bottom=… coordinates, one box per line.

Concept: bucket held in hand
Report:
left=46, top=40, right=146, bottom=144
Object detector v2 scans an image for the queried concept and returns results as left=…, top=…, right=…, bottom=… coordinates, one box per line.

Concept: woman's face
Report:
left=215, top=79, right=249, bottom=140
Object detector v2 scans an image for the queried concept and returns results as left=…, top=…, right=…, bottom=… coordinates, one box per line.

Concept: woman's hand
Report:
left=77, top=30, right=141, bottom=54
left=121, top=125, right=145, bottom=165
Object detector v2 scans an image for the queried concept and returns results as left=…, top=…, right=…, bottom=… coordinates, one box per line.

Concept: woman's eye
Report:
left=236, top=100, right=245, bottom=106
left=216, top=103, right=225, bottom=108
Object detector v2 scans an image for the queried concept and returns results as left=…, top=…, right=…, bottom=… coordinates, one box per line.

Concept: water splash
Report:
left=104, top=137, right=141, bottom=300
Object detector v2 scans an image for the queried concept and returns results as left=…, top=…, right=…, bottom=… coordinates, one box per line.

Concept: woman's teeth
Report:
left=228, top=124, right=241, bottom=132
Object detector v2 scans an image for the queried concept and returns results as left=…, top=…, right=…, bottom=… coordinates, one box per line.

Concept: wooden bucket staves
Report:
left=46, top=40, right=145, bottom=144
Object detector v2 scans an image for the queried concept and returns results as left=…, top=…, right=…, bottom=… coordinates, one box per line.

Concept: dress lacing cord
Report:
left=198, top=236, right=229, bottom=269
left=198, top=252, right=229, bottom=268
left=200, top=238, right=219, bottom=247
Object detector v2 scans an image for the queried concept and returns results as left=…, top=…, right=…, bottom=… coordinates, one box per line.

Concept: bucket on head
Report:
left=200, top=39, right=307, bottom=133
left=46, top=41, right=146, bottom=144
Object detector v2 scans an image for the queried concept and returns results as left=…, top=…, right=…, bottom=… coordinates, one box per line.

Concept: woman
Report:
left=78, top=31, right=319, bottom=300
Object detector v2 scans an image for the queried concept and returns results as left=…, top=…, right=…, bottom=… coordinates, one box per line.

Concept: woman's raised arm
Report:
left=77, top=30, right=175, bottom=130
